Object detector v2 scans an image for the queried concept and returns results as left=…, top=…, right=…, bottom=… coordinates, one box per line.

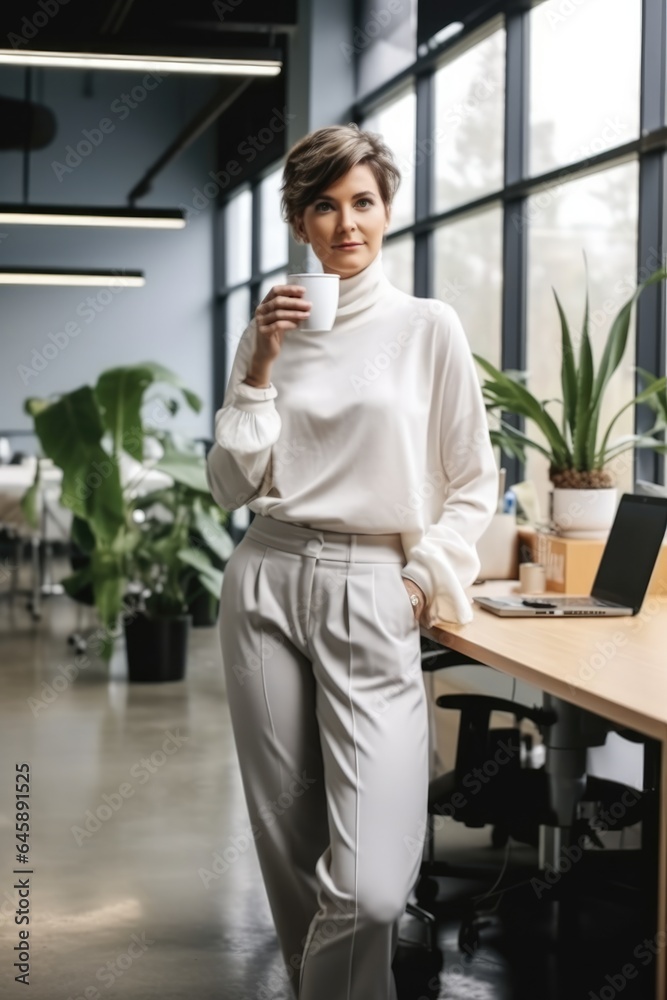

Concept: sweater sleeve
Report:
left=401, top=304, right=498, bottom=626
left=206, top=319, right=282, bottom=511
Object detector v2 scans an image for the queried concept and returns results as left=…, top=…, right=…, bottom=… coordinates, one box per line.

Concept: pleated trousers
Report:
left=218, top=513, right=430, bottom=1000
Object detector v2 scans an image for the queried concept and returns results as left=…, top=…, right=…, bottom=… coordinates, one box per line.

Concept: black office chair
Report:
left=416, top=636, right=655, bottom=955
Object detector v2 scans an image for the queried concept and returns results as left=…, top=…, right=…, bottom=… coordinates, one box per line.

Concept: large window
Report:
left=525, top=161, right=640, bottom=515
left=529, top=0, right=642, bottom=176
left=217, top=1, right=666, bottom=502
left=434, top=28, right=506, bottom=211
left=434, top=207, right=503, bottom=364
left=224, top=287, right=251, bottom=393
left=260, top=167, right=289, bottom=273
left=362, top=87, right=417, bottom=233
left=381, top=236, right=414, bottom=294
left=219, top=168, right=289, bottom=396
left=351, top=1, right=665, bottom=496
left=224, top=188, right=252, bottom=287
left=357, top=0, right=418, bottom=98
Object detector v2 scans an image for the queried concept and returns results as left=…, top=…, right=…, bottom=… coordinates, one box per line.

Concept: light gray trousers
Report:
left=219, top=514, right=430, bottom=1000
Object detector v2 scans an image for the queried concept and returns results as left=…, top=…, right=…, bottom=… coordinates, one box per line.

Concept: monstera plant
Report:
left=22, top=362, right=233, bottom=673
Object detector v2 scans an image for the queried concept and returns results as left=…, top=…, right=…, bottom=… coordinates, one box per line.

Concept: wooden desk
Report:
left=422, top=581, right=667, bottom=1000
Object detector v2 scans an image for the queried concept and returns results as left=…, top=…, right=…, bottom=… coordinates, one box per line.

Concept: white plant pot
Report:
left=551, top=487, right=618, bottom=539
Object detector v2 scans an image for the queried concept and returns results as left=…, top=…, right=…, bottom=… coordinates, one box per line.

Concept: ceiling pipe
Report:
left=100, top=0, right=137, bottom=35
left=127, top=76, right=253, bottom=203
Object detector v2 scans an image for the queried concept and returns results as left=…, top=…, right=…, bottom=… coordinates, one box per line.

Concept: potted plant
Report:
left=474, top=262, right=667, bottom=537
left=129, top=427, right=234, bottom=629
left=22, top=362, right=234, bottom=678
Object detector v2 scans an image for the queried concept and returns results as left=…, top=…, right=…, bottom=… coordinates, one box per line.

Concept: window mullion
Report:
left=635, top=0, right=667, bottom=484
left=414, top=70, right=434, bottom=299
left=501, top=9, right=530, bottom=487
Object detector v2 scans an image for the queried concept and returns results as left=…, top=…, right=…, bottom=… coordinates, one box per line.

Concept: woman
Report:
left=206, top=123, right=498, bottom=1000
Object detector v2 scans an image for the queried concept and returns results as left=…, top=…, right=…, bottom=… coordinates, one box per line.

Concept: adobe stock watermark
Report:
left=212, top=0, right=243, bottom=22
left=64, top=932, right=155, bottom=1000
left=198, top=769, right=317, bottom=888
left=587, top=245, right=667, bottom=335
left=17, top=272, right=143, bottom=385
left=231, top=892, right=358, bottom=1000
left=179, top=107, right=296, bottom=220
left=6, top=0, right=70, bottom=48
left=512, top=117, right=628, bottom=235
left=51, top=75, right=168, bottom=181
left=394, top=470, right=447, bottom=523
left=25, top=594, right=149, bottom=717
left=531, top=787, right=642, bottom=899
left=404, top=734, right=522, bottom=859
left=349, top=299, right=448, bottom=392
left=565, top=581, right=667, bottom=693
left=212, top=432, right=312, bottom=512
left=391, top=424, right=492, bottom=525
left=545, top=0, right=590, bottom=28
left=30, top=408, right=172, bottom=522
left=70, top=729, right=189, bottom=845
left=392, top=76, right=499, bottom=187
left=587, top=931, right=667, bottom=1000
left=228, top=560, right=347, bottom=686
left=340, top=0, right=404, bottom=63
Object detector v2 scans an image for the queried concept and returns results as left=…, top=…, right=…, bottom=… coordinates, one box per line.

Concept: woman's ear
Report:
left=294, top=216, right=309, bottom=245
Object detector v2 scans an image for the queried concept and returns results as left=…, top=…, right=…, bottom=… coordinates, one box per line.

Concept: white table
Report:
left=0, top=457, right=173, bottom=618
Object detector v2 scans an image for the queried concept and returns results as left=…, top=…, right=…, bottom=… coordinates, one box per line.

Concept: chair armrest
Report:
left=420, top=647, right=486, bottom=672
left=435, top=693, right=557, bottom=732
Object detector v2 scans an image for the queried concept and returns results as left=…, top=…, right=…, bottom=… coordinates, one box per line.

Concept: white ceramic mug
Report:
left=286, top=272, right=340, bottom=332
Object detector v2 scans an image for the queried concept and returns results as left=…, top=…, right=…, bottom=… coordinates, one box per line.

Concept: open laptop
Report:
left=474, top=493, right=667, bottom=617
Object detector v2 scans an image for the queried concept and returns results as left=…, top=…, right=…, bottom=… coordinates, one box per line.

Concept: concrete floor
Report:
left=0, top=562, right=289, bottom=1000
left=0, top=557, right=654, bottom=1000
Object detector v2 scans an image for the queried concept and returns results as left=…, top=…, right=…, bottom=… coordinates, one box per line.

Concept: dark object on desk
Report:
left=474, top=493, right=667, bottom=617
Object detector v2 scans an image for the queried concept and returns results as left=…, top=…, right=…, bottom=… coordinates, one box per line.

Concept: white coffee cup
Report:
left=519, top=562, right=547, bottom=595
left=286, top=272, right=340, bottom=332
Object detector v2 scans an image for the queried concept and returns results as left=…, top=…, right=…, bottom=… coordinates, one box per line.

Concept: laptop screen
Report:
left=592, top=494, right=667, bottom=610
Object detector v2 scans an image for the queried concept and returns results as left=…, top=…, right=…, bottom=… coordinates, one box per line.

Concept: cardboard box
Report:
left=518, top=527, right=667, bottom=596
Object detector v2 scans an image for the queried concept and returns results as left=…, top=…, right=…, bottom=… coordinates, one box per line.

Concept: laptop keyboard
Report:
left=554, top=597, right=599, bottom=607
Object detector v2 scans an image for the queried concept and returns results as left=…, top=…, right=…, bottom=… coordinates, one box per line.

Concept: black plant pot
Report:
left=124, top=611, right=190, bottom=682
left=188, top=589, right=219, bottom=628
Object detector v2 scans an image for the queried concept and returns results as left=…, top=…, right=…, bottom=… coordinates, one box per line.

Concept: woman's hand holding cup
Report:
left=254, top=284, right=312, bottom=360
left=245, top=275, right=339, bottom=386
left=243, top=284, right=311, bottom=388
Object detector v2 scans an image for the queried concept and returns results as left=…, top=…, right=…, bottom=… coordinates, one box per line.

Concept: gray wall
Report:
left=0, top=67, right=220, bottom=441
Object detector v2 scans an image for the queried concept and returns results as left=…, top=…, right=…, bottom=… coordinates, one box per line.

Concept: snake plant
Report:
left=474, top=263, right=667, bottom=488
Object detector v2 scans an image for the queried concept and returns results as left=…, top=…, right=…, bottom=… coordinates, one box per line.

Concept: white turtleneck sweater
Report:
left=206, top=251, right=498, bottom=625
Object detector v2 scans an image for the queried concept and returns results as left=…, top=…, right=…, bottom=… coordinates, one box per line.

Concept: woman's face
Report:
left=295, top=162, right=390, bottom=278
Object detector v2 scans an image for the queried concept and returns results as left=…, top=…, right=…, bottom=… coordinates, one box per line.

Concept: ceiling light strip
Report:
left=0, top=207, right=186, bottom=228
left=0, top=49, right=282, bottom=76
left=0, top=269, right=145, bottom=287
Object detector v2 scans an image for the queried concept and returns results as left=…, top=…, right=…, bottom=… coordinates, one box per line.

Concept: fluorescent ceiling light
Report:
left=0, top=206, right=186, bottom=228
left=418, top=22, right=465, bottom=57
left=0, top=269, right=145, bottom=287
left=0, top=49, right=282, bottom=76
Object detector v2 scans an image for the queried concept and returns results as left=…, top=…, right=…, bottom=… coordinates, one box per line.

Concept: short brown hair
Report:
left=280, top=123, right=401, bottom=240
